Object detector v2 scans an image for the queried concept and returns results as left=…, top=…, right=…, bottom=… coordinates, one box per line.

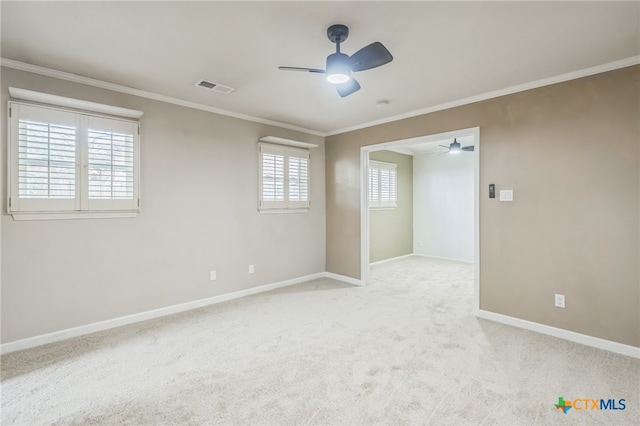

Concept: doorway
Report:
left=360, top=127, right=480, bottom=313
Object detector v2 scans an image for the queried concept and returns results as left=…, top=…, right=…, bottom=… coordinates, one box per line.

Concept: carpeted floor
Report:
left=1, top=256, right=638, bottom=425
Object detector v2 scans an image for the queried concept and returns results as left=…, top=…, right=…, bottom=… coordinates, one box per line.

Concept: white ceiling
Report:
left=2, top=1, right=639, bottom=135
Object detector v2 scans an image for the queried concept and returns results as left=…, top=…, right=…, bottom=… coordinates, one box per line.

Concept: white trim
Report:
left=360, top=126, right=480, bottom=307
left=477, top=310, right=640, bottom=359
left=259, top=136, right=318, bottom=149
left=258, top=208, right=310, bottom=215
left=473, top=131, right=480, bottom=315
left=326, top=56, right=640, bottom=136
left=3, top=56, right=637, bottom=138
left=0, top=272, right=325, bottom=354
left=413, top=253, right=474, bottom=264
left=11, top=212, right=137, bottom=221
left=361, top=150, right=370, bottom=283
left=369, top=253, right=414, bottom=266
left=1, top=58, right=324, bottom=137
left=0, top=271, right=367, bottom=355
left=324, top=272, right=363, bottom=287
left=9, top=87, right=143, bottom=118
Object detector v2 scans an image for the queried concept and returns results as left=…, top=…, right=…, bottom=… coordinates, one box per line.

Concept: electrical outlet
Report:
left=555, top=294, right=565, bottom=308
left=249, top=265, right=255, bottom=274
left=209, top=270, right=217, bottom=281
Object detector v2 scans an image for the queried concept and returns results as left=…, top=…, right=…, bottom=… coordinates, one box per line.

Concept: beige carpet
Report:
left=1, top=256, right=638, bottom=425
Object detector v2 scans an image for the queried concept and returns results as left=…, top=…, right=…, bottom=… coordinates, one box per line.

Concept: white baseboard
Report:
left=413, top=253, right=474, bottom=264
left=324, top=272, right=363, bottom=286
left=0, top=272, right=326, bottom=355
left=369, top=253, right=414, bottom=266
left=476, top=310, right=640, bottom=359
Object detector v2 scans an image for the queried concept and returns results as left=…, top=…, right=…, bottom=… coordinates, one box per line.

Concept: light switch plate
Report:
left=499, top=190, right=513, bottom=201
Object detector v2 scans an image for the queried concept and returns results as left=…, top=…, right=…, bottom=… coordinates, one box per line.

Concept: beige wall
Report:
left=369, top=150, right=413, bottom=263
left=1, top=67, right=326, bottom=343
left=326, top=66, right=640, bottom=347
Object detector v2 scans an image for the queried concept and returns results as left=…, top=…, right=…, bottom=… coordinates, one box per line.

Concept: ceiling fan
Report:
left=440, top=139, right=475, bottom=154
left=278, top=24, right=393, bottom=97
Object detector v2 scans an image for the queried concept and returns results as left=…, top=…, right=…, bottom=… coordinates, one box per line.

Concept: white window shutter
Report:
left=84, top=115, right=139, bottom=211
left=259, top=143, right=310, bottom=211
left=368, top=160, right=397, bottom=209
left=9, top=104, right=80, bottom=212
left=8, top=102, right=140, bottom=216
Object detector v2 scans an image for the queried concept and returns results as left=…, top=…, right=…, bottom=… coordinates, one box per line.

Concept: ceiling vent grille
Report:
left=194, top=80, right=235, bottom=94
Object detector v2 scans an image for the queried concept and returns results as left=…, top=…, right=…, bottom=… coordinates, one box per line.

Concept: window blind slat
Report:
left=262, top=153, right=285, bottom=202
left=87, top=129, right=134, bottom=200
left=368, top=160, right=397, bottom=208
left=288, top=156, right=308, bottom=202
left=259, top=143, right=310, bottom=210
left=17, top=119, right=76, bottom=199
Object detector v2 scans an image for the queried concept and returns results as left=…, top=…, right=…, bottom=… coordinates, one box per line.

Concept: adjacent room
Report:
left=1, top=1, right=639, bottom=424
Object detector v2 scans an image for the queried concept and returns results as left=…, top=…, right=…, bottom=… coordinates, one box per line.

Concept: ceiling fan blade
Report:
left=336, top=78, right=361, bottom=97
left=462, top=146, right=475, bottom=151
left=278, top=66, right=326, bottom=74
left=347, top=42, right=393, bottom=72
left=439, top=145, right=450, bottom=149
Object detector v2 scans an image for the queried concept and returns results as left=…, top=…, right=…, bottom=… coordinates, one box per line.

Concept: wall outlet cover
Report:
left=499, top=190, right=514, bottom=202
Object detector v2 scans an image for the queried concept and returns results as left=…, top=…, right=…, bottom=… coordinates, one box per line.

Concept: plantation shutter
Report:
left=287, top=153, right=309, bottom=208
left=368, top=166, right=379, bottom=205
left=84, top=116, right=139, bottom=211
left=259, top=143, right=310, bottom=210
left=8, top=102, right=140, bottom=215
left=368, top=160, right=397, bottom=209
left=10, top=104, right=80, bottom=212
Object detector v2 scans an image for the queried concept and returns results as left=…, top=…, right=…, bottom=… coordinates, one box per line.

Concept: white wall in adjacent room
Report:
left=413, top=151, right=474, bottom=262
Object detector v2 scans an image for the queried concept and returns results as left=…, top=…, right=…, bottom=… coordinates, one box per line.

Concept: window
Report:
left=369, top=160, right=397, bottom=209
left=8, top=101, right=140, bottom=218
left=259, top=143, right=310, bottom=211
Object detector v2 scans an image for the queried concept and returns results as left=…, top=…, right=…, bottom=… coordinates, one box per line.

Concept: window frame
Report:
left=368, top=160, right=397, bottom=210
left=258, top=142, right=310, bottom=213
left=7, top=100, right=141, bottom=220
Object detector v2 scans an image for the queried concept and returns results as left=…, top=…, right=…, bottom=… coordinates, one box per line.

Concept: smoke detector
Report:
left=194, top=79, right=235, bottom=94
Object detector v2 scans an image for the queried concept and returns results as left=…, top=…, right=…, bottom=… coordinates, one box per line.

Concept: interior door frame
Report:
left=360, top=126, right=481, bottom=313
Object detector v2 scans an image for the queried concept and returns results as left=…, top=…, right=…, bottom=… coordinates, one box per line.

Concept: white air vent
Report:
left=194, top=80, right=235, bottom=94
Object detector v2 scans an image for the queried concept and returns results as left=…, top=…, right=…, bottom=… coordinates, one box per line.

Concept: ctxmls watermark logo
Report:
left=554, top=396, right=626, bottom=414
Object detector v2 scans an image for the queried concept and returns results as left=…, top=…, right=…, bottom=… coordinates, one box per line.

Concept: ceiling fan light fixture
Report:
left=326, top=52, right=351, bottom=84
left=327, top=73, right=350, bottom=84
left=449, top=139, right=462, bottom=153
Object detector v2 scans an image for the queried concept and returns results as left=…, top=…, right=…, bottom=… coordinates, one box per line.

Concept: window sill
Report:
left=369, top=206, right=397, bottom=211
left=10, top=212, right=138, bottom=221
left=259, top=208, right=310, bottom=215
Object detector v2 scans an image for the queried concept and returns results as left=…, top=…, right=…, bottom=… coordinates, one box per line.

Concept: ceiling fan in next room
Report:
left=278, top=24, right=393, bottom=97
left=440, top=139, right=475, bottom=154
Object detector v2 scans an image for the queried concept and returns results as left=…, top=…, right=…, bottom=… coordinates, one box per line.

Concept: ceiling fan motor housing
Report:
left=326, top=52, right=351, bottom=83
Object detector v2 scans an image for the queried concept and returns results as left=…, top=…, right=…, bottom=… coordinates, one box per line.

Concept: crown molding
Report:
left=0, top=58, right=325, bottom=137
left=3, top=56, right=638, bottom=138
left=325, top=55, right=640, bottom=137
